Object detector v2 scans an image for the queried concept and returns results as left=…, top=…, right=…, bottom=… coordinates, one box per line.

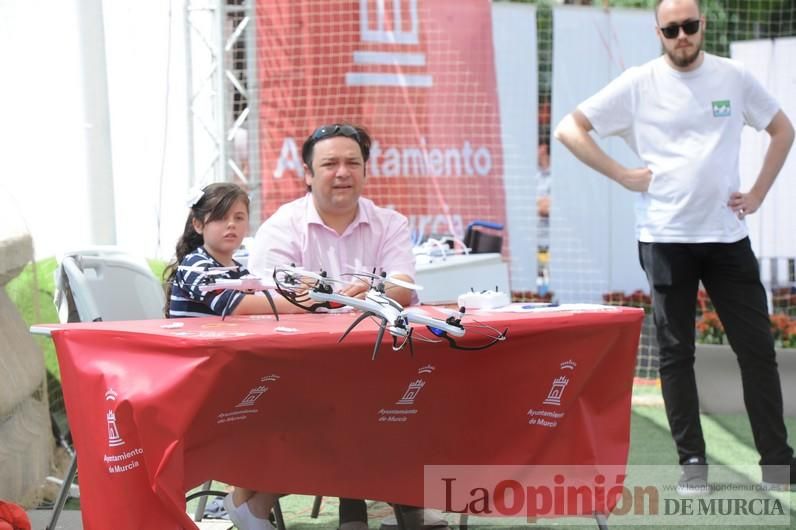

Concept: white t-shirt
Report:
left=579, top=53, right=779, bottom=243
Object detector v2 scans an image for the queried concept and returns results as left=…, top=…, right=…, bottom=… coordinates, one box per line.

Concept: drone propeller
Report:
left=285, top=266, right=322, bottom=281
left=199, top=276, right=277, bottom=292
left=342, top=270, right=423, bottom=291
left=274, top=266, right=348, bottom=313
left=276, top=265, right=343, bottom=285
left=383, top=275, right=424, bottom=291
left=197, top=275, right=279, bottom=322
left=179, top=264, right=239, bottom=275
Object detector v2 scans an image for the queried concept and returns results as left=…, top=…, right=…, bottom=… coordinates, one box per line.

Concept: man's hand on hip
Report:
left=728, top=191, right=762, bottom=219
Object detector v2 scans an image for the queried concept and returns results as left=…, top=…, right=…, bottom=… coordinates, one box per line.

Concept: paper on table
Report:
left=477, top=303, right=621, bottom=313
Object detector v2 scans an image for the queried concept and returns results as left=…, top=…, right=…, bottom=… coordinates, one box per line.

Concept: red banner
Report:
left=49, top=307, right=642, bottom=529
left=256, top=0, right=506, bottom=239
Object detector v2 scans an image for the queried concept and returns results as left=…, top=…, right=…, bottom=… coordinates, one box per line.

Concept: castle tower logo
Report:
left=107, top=410, right=125, bottom=447
left=236, top=386, right=268, bottom=408
left=396, top=379, right=426, bottom=405
left=104, top=389, right=125, bottom=447
left=542, top=360, right=577, bottom=406
left=542, top=376, right=570, bottom=406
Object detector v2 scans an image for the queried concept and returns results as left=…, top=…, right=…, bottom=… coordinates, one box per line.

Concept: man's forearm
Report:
left=555, top=112, right=651, bottom=192
left=554, top=113, right=625, bottom=182
left=750, top=110, right=795, bottom=203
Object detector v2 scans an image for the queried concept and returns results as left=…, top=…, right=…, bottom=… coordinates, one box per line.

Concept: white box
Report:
left=415, top=253, right=510, bottom=305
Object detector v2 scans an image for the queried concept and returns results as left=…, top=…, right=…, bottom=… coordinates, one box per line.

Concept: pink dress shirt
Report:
left=249, top=194, right=416, bottom=288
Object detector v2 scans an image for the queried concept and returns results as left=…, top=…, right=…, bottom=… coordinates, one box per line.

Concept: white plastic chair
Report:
left=43, top=247, right=165, bottom=529
left=54, top=247, right=165, bottom=323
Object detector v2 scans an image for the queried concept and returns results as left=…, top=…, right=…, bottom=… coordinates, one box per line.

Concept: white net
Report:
left=220, top=0, right=796, bottom=379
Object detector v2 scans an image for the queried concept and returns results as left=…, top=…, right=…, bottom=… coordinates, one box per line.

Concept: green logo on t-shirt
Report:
left=712, top=100, right=731, bottom=117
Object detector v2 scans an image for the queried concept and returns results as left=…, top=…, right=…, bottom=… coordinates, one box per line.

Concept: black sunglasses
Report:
left=310, top=124, right=360, bottom=142
left=303, top=123, right=369, bottom=166
left=660, top=19, right=700, bottom=39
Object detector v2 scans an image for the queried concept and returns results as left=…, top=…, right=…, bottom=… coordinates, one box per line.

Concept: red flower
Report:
left=771, top=313, right=790, bottom=335
left=696, top=289, right=715, bottom=313
left=696, top=311, right=724, bottom=343
left=601, top=290, right=651, bottom=311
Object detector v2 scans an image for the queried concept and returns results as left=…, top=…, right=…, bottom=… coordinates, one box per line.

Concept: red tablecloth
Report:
left=48, top=306, right=643, bottom=529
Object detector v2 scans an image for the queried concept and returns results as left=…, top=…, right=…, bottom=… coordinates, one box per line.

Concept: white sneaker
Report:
left=676, top=457, right=710, bottom=497
left=222, top=493, right=276, bottom=530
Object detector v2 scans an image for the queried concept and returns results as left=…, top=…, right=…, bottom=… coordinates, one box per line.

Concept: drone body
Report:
left=269, top=265, right=507, bottom=358
left=185, top=265, right=279, bottom=320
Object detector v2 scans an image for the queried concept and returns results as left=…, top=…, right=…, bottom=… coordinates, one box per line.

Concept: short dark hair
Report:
left=301, top=123, right=372, bottom=168
left=655, top=0, right=701, bottom=20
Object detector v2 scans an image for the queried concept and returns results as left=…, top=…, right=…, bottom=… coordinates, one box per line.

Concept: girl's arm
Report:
left=231, top=292, right=307, bottom=315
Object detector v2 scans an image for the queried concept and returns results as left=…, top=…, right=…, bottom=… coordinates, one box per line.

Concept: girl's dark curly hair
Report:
left=163, top=182, right=249, bottom=316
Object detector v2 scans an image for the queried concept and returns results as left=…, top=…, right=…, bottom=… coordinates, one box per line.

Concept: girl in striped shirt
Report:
left=164, top=182, right=283, bottom=318
left=163, top=182, right=286, bottom=529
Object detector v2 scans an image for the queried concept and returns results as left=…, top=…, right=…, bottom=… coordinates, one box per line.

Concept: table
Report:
left=44, top=306, right=643, bottom=529
left=415, top=253, right=509, bottom=304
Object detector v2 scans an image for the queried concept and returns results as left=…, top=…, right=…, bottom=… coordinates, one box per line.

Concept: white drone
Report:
left=181, top=264, right=279, bottom=320
left=291, top=269, right=506, bottom=359
left=309, top=273, right=413, bottom=358
left=184, top=264, right=508, bottom=356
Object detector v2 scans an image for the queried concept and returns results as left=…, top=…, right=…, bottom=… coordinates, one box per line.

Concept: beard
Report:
left=666, top=42, right=702, bottom=68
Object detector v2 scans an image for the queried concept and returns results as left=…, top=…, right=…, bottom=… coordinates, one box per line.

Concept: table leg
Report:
left=46, top=453, right=78, bottom=530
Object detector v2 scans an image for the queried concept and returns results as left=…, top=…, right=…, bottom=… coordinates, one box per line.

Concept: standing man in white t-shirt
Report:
left=555, top=0, right=795, bottom=495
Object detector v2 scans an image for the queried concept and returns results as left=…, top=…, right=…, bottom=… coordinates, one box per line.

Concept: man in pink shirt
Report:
left=249, top=123, right=416, bottom=307
left=249, top=124, right=415, bottom=305
left=245, top=123, right=445, bottom=530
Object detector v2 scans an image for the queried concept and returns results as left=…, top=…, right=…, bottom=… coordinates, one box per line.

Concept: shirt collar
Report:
left=305, top=194, right=371, bottom=234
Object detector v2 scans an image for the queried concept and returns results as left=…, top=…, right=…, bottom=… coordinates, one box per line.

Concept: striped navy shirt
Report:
left=168, top=247, right=247, bottom=318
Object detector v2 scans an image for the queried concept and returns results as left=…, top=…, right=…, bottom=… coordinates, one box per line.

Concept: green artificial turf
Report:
left=184, top=406, right=796, bottom=529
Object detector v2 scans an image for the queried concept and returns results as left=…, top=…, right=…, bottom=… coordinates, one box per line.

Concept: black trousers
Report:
left=340, top=498, right=368, bottom=524
left=638, top=238, right=792, bottom=466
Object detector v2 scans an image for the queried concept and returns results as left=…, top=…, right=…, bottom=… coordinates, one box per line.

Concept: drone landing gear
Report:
left=219, top=289, right=280, bottom=321
left=337, top=311, right=388, bottom=360
left=263, top=290, right=279, bottom=320
left=337, top=312, right=417, bottom=360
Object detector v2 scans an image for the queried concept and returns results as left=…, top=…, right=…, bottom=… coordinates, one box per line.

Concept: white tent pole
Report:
left=76, top=0, right=116, bottom=245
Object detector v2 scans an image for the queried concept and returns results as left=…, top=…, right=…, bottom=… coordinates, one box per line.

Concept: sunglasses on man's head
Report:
left=310, top=124, right=360, bottom=142
left=660, top=19, right=701, bottom=39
